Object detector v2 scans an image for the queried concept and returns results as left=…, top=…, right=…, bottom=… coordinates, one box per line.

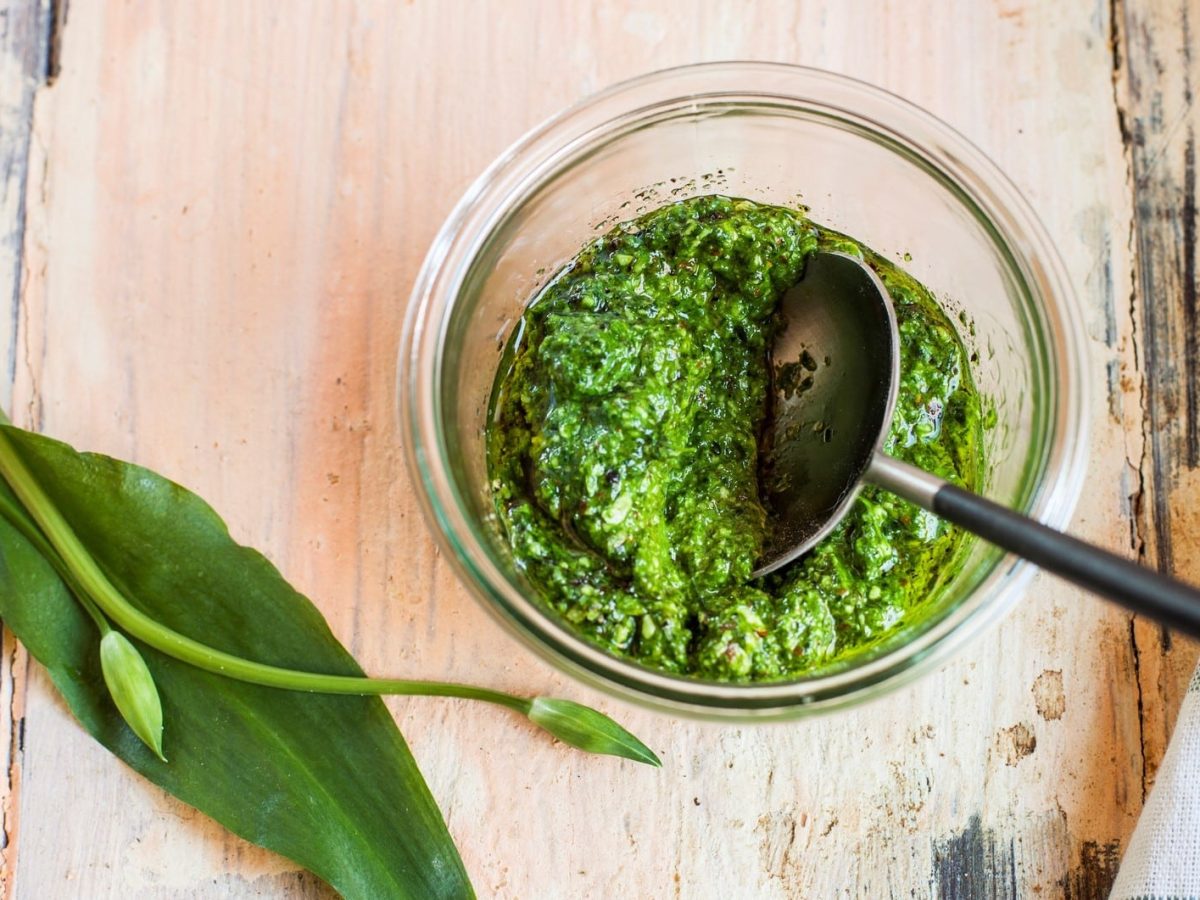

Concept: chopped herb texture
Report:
left=489, top=195, right=983, bottom=681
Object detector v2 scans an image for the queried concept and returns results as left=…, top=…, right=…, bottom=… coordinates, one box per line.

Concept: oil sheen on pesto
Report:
left=488, top=195, right=983, bottom=682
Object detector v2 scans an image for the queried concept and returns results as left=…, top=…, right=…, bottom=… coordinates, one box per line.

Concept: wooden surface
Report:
left=0, top=1, right=1196, bottom=896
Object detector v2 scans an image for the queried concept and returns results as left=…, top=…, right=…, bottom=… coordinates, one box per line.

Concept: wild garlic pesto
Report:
left=488, top=195, right=983, bottom=681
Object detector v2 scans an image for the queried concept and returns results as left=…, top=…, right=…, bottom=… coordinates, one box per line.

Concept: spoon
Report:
left=756, top=250, right=1200, bottom=637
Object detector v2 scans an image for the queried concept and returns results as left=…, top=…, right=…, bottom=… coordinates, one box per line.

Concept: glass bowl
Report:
left=399, top=62, right=1088, bottom=719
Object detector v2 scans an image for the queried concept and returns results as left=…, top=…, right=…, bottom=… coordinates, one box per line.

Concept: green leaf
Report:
left=527, top=697, right=662, bottom=767
left=99, top=630, right=166, bottom=761
left=0, top=426, right=473, bottom=900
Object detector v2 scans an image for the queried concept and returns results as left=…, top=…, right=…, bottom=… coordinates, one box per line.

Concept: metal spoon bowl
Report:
left=757, top=251, right=1200, bottom=637
left=757, top=251, right=899, bottom=576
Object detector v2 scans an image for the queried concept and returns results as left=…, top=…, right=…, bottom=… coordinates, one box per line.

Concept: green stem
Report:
left=72, top=585, right=112, bottom=635
left=0, top=426, right=528, bottom=715
left=0, top=488, right=111, bottom=634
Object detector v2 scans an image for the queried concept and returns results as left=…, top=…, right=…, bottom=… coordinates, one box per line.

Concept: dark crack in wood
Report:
left=931, top=815, right=1018, bottom=900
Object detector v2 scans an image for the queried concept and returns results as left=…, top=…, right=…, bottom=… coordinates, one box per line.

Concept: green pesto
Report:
left=488, top=195, right=983, bottom=682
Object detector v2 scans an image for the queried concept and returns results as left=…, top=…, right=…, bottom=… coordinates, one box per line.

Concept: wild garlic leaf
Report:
left=0, top=425, right=474, bottom=900
left=528, top=697, right=662, bottom=767
left=99, top=631, right=166, bottom=761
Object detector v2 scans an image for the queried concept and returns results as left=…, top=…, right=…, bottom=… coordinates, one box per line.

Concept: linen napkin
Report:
left=1110, top=664, right=1200, bottom=897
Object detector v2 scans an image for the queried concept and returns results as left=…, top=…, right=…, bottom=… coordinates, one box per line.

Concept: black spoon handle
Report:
left=868, top=454, right=1200, bottom=638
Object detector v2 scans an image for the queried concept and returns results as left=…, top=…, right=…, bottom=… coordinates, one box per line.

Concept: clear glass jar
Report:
left=399, top=63, right=1089, bottom=719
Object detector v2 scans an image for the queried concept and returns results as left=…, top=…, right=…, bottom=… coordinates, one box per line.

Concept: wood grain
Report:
left=1113, top=0, right=1200, bottom=797
left=0, top=0, right=48, bottom=895
left=0, top=0, right=1191, bottom=896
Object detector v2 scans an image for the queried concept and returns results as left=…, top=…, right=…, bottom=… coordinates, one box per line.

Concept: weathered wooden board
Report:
left=0, top=0, right=1192, bottom=896
left=0, top=0, right=49, bottom=894
left=1114, top=0, right=1200, bottom=796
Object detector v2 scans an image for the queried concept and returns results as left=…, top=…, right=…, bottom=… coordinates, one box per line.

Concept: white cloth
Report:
left=1110, top=664, right=1200, bottom=898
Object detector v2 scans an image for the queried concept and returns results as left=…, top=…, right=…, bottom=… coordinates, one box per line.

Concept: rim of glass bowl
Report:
left=400, top=62, right=1089, bottom=720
